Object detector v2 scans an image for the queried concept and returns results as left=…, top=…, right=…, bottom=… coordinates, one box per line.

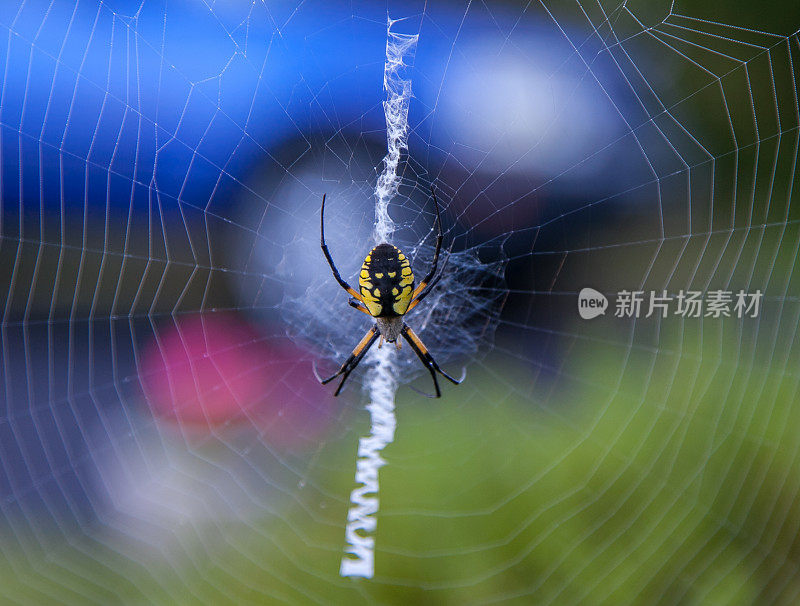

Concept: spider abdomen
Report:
left=358, top=243, right=414, bottom=317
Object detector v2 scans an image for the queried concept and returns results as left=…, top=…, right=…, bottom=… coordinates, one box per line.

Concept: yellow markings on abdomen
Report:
left=359, top=283, right=382, bottom=316
left=359, top=252, right=381, bottom=316
left=392, top=285, right=413, bottom=315
left=357, top=244, right=416, bottom=317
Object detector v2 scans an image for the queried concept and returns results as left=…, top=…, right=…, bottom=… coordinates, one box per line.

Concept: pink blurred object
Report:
left=141, top=313, right=336, bottom=447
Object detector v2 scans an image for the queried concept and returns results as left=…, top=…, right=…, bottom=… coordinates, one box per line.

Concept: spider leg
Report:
left=401, top=325, right=462, bottom=399
left=318, top=326, right=378, bottom=396
left=348, top=299, right=372, bottom=315
left=321, top=194, right=362, bottom=301
left=405, top=246, right=452, bottom=312
left=409, top=186, right=443, bottom=300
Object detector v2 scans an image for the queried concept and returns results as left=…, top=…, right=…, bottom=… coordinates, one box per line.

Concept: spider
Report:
left=315, top=187, right=463, bottom=398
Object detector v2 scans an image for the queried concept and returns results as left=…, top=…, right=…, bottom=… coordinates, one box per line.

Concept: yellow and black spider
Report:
left=315, top=187, right=462, bottom=397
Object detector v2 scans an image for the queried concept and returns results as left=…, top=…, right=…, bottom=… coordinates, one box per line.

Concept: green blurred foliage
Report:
left=3, top=321, right=800, bottom=604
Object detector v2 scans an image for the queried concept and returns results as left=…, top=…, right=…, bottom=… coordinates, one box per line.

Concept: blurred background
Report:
left=1, top=0, right=799, bottom=603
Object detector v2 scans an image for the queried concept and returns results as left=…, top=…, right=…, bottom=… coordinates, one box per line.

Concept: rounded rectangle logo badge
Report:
left=578, top=288, right=608, bottom=319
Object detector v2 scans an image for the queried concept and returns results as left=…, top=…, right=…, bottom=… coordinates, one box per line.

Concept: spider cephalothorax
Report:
left=315, top=187, right=462, bottom=397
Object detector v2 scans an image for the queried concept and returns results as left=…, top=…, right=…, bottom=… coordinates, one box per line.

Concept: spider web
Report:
left=1, top=0, right=800, bottom=603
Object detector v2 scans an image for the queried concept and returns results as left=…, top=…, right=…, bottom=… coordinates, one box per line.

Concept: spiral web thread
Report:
left=339, top=17, right=419, bottom=579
